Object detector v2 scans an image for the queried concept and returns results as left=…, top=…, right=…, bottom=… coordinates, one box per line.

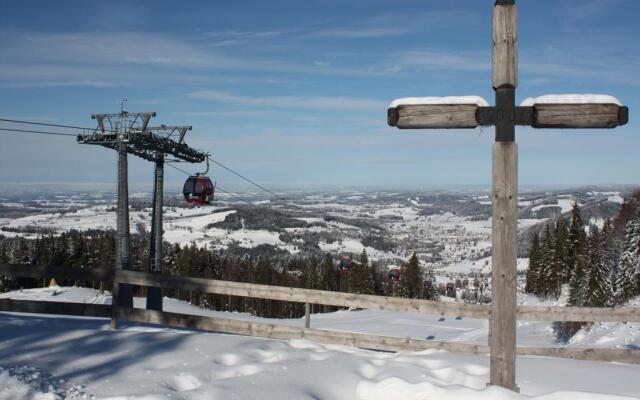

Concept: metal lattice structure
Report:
left=78, top=113, right=205, bottom=163
left=78, top=110, right=207, bottom=313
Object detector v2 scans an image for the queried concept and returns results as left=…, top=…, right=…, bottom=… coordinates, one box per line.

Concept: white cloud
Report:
left=306, top=27, right=409, bottom=39
left=187, top=90, right=386, bottom=110
left=393, top=50, right=490, bottom=72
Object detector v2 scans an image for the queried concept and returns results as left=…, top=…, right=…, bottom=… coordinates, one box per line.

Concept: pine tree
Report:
left=319, top=253, right=337, bottom=292
left=584, top=226, right=613, bottom=307
left=539, top=225, right=555, bottom=298
left=567, top=202, right=587, bottom=283
left=615, top=209, right=640, bottom=304
left=396, top=252, right=423, bottom=299
left=0, top=239, right=8, bottom=264
left=525, top=233, right=541, bottom=294
left=303, top=256, right=319, bottom=290
left=549, top=218, right=569, bottom=298
left=350, top=249, right=374, bottom=295
left=568, top=250, right=588, bottom=306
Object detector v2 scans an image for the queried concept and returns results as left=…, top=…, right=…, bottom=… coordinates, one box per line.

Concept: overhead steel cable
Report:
left=215, top=186, right=256, bottom=205
left=2, top=117, right=318, bottom=216
left=0, top=118, right=115, bottom=133
left=206, top=156, right=306, bottom=211
left=0, top=127, right=77, bottom=137
left=165, top=162, right=255, bottom=205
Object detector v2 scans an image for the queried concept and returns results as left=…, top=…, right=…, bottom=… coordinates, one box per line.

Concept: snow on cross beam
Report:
left=521, top=94, right=628, bottom=129
left=387, top=96, right=489, bottom=129
left=387, top=93, right=628, bottom=130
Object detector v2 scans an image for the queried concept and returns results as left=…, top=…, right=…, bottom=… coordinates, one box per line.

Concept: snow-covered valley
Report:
left=0, top=187, right=630, bottom=276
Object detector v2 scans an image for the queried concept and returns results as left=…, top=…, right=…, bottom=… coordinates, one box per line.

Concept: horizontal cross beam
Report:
left=388, top=103, right=628, bottom=130
left=78, top=130, right=207, bottom=163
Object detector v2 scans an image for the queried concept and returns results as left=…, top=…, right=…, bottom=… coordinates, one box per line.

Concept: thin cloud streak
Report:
left=187, top=90, right=387, bottom=111
left=305, top=27, right=409, bottom=39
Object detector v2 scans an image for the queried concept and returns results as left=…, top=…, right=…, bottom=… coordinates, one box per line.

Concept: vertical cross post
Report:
left=387, top=0, right=627, bottom=392
left=146, top=154, right=164, bottom=311
left=490, top=0, right=518, bottom=391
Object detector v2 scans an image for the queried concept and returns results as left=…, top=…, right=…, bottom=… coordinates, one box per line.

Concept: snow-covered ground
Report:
left=2, top=287, right=640, bottom=398
left=1, top=310, right=639, bottom=399
left=443, top=256, right=529, bottom=274
left=6, top=285, right=637, bottom=350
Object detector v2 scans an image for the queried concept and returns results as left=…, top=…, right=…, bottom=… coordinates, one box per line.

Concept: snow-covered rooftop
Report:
left=520, top=94, right=622, bottom=107
left=389, top=96, right=489, bottom=108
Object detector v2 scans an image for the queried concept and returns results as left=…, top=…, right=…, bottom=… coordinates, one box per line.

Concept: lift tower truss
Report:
left=78, top=112, right=207, bottom=317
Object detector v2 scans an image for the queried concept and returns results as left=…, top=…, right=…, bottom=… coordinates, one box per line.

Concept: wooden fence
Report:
left=1, top=263, right=639, bottom=365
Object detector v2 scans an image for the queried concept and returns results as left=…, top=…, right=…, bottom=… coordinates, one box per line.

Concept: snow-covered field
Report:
left=4, top=286, right=637, bottom=349
left=2, top=286, right=640, bottom=399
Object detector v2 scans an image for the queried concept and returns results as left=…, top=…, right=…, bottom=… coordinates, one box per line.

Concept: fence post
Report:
left=304, top=303, right=311, bottom=328
left=110, top=272, right=119, bottom=329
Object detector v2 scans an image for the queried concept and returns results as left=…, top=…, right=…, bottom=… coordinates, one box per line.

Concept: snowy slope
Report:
left=2, top=286, right=638, bottom=351
left=1, top=310, right=639, bottom=399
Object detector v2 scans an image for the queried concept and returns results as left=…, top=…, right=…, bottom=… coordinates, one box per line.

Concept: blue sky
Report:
left=0, top=0, right=638, bottom=191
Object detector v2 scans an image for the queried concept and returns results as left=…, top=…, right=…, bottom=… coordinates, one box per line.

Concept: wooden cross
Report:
left=387, top=0, right=628, bottom=392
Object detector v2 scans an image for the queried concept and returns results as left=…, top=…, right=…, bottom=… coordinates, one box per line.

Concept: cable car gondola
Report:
left=183, top=157, right=215, bottom=205
left=388, top=268, right=400, bottom=282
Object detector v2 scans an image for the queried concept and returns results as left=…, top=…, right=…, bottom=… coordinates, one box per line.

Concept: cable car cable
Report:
left=206, top=155, right=306, bottom=211
left=0, top=118, right=120, bottom=134
left=2, top=118, right=322, bottom=217
left=0, top=127, right=77, bottom=137
left=166, top=162, right=254, bottom=205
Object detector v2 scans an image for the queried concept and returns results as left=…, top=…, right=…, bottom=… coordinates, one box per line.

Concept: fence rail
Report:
left=115, top=270, right=491, bottom=318
left=0, top=298, right=111, bottom=318
left=1, top=263, right=639, bottom=364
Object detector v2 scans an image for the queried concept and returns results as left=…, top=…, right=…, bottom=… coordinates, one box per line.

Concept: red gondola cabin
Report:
left=183, top=175, right=215, bottom=205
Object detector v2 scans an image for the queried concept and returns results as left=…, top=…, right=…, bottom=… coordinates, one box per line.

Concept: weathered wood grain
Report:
left=390, top=105, right=479, bottom=129
left=1, top=298, right=637, bottom=364
left=490, top=141, right=518, bottom=389
left=114, top=307, right=640, bottom=364
left=492, top=4, right=518, bottom=89
left=115, top=270, right=491, bottom=318
left=3, top=264, right=639, bottom=323
left=304, top=303, right=311, bottom=329
left=533, top=104, right=624, bottom=128
left=517, top=305, right=640, bottom=322
left=516, top=346, right=640, bottom=365
left=114, top=307, right=490, bottom=354
left=0, top=298, right=111, bottom=318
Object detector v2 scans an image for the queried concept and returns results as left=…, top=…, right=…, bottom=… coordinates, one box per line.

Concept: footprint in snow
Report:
left=217, top=353, right=241, bottom=366
left=166, top=373, right=202, bottom=392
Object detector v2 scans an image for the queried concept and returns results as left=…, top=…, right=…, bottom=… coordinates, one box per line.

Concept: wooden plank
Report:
left=533, top=104, right=624, bottom=128
left=111, top=268, right=120, bottom=329
left=516, top=346, right=640, bottom=365
left=115, top=270, right=491, bottom=319
left=304, top=303, right=311, bottom=329
left=113, top=307, right=489, bottom=354
left=517, top=305, right=640, bottom=322
left=114, top=307, right=640, bottom=364
left=490, top=141, right=518, bottom=389
left=0, top=298, right=111, bottom=318
left=492, top=4, right=517, bottom=89
left=390, top=105, right=479, bottom=129
left=3, top=264, right=639, bottom=323
left=0, top=263, right=114, bottom=281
